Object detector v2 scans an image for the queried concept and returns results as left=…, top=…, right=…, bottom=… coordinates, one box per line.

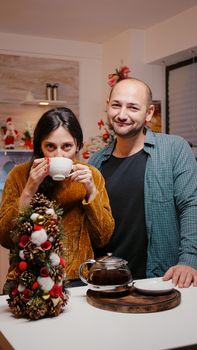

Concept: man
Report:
left=89, top=78, right=197, bottom=288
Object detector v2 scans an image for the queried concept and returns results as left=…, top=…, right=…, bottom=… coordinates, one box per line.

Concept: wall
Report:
left=0, top=33, right=103, bottom=141
left=145, top=6, right=197, bottom=64
left=102, top=30, right=131, bottom=101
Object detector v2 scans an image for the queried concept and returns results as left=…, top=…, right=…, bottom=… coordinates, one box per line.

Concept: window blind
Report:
left=167, top=60, right=197, bottom=150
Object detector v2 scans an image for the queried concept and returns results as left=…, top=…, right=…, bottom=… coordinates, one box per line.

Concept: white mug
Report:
left=49, top=157, right=73, bottom=181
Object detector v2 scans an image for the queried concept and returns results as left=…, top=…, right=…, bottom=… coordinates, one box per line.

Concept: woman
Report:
left=0, top=107, right=114, bottom=290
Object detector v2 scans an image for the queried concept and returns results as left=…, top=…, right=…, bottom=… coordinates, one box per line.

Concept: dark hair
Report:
left=32, top=107, right=83, bottom=198
left=33, top=107, right=83, bottom=159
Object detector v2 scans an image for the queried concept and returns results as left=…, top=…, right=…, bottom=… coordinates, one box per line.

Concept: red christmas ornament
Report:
left=22, top=288, right=31, bottom=301
left=32, top=282, right=39, bottom=290
left=11, top=288, right=18, bottom=297
left=102, top=132, right=109, bottom=141
left=19, top=261, right=28, bottom=271
left=82, top=151, right=90, bottom=159
left=40, top=267, right=50, bottom=277
left=98, top=119, right=104, bottom=129
left=19, top=235, right=30, bottom=248
left=50, top=284, right=64, bottom=298
left=60, top=256, right=66, bottom=267
left=41, top=240, right=52, bottom=251
left=34, top=224, right=43, bottom=231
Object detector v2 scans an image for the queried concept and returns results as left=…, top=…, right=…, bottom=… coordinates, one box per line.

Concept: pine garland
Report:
left=7, top=193, right=69, bottom=320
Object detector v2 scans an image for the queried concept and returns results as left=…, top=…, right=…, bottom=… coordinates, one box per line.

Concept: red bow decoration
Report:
left=108, top=66, right=131, bottom=87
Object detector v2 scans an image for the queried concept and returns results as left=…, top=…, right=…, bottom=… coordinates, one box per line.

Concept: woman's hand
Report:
left=70, top=164, right=97, bottom=202
left=19, top=158, right=49, bottom=208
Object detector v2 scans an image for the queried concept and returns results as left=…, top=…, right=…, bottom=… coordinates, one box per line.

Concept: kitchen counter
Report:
left=0, top=279, right=197, bottom=350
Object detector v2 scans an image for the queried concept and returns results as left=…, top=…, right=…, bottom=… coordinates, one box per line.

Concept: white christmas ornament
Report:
left=49, top=252, right=60, bottom=266
left=46, top=208, right=55, bottom=215
left=18, top=284, right=25, bottom=292
left=19, top=250, right=25, bottom=260
left=37, top=276, right=54, bottom=291
left=30, top=213, right=39, bottom=222
left=31, top=229, right=47, bottom=246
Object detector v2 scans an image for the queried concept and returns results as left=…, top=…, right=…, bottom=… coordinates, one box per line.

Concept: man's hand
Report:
left=163, top=265, right=197, bottom=288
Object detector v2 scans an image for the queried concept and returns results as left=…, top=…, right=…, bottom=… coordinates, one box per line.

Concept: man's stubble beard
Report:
left=112, top=123, right=145, bottom=139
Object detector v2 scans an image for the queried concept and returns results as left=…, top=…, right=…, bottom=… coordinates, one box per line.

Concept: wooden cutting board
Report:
left=86, top=287, right=181, bottom=313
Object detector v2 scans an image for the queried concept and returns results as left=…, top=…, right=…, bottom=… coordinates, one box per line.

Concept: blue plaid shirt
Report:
left=89, top=128, right=197, bottom=277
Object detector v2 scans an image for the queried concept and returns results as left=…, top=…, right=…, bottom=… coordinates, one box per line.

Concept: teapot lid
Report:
left=96, top=253, right=128, bottom=267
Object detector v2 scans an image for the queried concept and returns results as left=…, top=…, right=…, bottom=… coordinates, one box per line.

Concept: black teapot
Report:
left=79, top=253, right=133, bottom=292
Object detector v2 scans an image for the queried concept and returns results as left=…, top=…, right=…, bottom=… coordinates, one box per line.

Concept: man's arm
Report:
left=164, top=137, right=197, bottom=287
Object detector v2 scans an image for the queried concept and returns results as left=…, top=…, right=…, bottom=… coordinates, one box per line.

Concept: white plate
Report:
left=134, top=277, right=174, bottom=295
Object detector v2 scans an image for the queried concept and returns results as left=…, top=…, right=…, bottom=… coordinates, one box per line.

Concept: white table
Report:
left=0, top=279, right=197, bottom=350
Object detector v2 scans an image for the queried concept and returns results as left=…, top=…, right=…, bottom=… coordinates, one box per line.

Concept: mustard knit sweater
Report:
left=0, top=161, right=114, bottom=281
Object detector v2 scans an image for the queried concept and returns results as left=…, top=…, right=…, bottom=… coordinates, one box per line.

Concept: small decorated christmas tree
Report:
left=7, top=193, right=69, bottom=320
left=81, top=119, right=115, bottom=160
